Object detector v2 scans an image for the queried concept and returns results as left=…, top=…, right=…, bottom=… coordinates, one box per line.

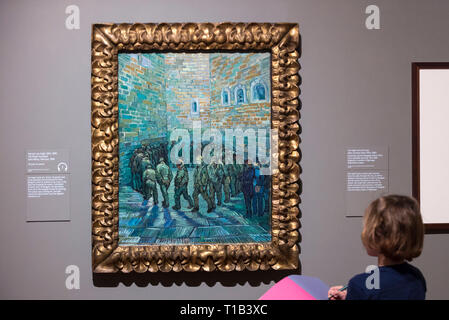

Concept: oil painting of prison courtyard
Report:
left=119, top=52, right=272, bottom=245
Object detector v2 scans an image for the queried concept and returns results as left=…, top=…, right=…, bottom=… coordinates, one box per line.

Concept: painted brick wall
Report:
left=118, top=53, right=167, bottom=183
left=165, top=53, right=211, bottom=133
left=209, top=53, right=271, bottom=130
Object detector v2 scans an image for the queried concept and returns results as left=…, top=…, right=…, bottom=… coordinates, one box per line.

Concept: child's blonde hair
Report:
left=361, top=195, right=424, bottom=262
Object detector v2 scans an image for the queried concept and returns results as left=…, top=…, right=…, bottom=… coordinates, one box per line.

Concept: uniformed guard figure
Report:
left=142, top=165, right=160, bottom=205
left=172, top=159, right=194, bottom=210
left=253, top=163, right=265, bottom=217
left=191, top=157, right=214, bottom=213
left=241, top=159, right=255, bottom=217
left=156, top=157, right=172, bottom=208
left=208, top=161, right=224, bottom=207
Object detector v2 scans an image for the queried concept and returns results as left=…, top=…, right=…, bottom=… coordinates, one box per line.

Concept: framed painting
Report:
left=91, top=23, right=300, bottom=272
left=412, top=62, right=449, bottom=233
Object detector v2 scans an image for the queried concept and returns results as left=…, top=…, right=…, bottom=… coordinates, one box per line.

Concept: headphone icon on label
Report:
left=57, top=162, right=68, bottom=172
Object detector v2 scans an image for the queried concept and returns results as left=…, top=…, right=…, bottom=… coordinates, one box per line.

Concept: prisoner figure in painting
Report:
left=156, top=157, right=173, bottom=208
left=208, top=161, right=224, bottom=207
left=173, top=159, right=194, bottom=210
left=143, top=165, right=160, bottom=204
left=191, top=157, right=214, bottom=213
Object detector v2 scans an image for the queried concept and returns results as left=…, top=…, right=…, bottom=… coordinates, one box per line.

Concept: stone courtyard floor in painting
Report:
left=119, top=168, right=271, bottom=245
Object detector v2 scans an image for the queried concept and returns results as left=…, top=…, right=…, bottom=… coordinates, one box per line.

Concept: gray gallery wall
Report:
left=1, top=0, right=448, bottom=299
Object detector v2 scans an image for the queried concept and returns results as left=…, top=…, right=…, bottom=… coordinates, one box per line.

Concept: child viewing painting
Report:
left=329, top=195, right=426, bottom=300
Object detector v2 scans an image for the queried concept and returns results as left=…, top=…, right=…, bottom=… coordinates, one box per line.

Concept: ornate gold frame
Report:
left=91, top=23, right=300, bottom=273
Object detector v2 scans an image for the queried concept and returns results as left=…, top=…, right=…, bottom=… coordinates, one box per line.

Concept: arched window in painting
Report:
left=237, top=89, right=244, bottom=104
left=251, top=79, right=269, bottom=103
left=221, top=88, right=230, bottom=106
left=191, top=99, right=199, bottom=116
left=254, top=83, right=266, bottom=100
left=234, top=84, right=246, bottom=104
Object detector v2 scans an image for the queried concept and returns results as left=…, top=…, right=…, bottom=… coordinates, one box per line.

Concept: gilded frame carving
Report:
left=91, top=23, right=300, bottom=273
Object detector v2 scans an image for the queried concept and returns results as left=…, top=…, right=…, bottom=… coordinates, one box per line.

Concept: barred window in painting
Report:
left=237, top=89, right=244, bottom=103
left=234, top=85, right=246, bottom=104
left=251, top=80, right=268, bottom=102
left=191, top=99, right=199, bottom=116
left=222, top=89, right=230, bottom=106
left=255, top=84, right=265, bottom=100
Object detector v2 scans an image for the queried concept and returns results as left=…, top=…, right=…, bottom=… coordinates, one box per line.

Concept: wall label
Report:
left=26, top=149, right=70, bottom=222
left=345, top=147, right=389, bottom=217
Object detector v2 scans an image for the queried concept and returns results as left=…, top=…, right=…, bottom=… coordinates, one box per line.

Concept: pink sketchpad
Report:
left=259, top=277, right=316, bottom=300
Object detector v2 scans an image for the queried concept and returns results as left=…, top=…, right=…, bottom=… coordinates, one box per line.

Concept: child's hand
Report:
left=328, top=286, right=347, bottom=300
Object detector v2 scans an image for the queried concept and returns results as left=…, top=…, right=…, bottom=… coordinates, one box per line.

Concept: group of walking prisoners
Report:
left=129, top=146, right=271, bottom=218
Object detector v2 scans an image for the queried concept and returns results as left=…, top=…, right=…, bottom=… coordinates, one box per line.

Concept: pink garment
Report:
left=259, top=277, right=317, bottom=300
